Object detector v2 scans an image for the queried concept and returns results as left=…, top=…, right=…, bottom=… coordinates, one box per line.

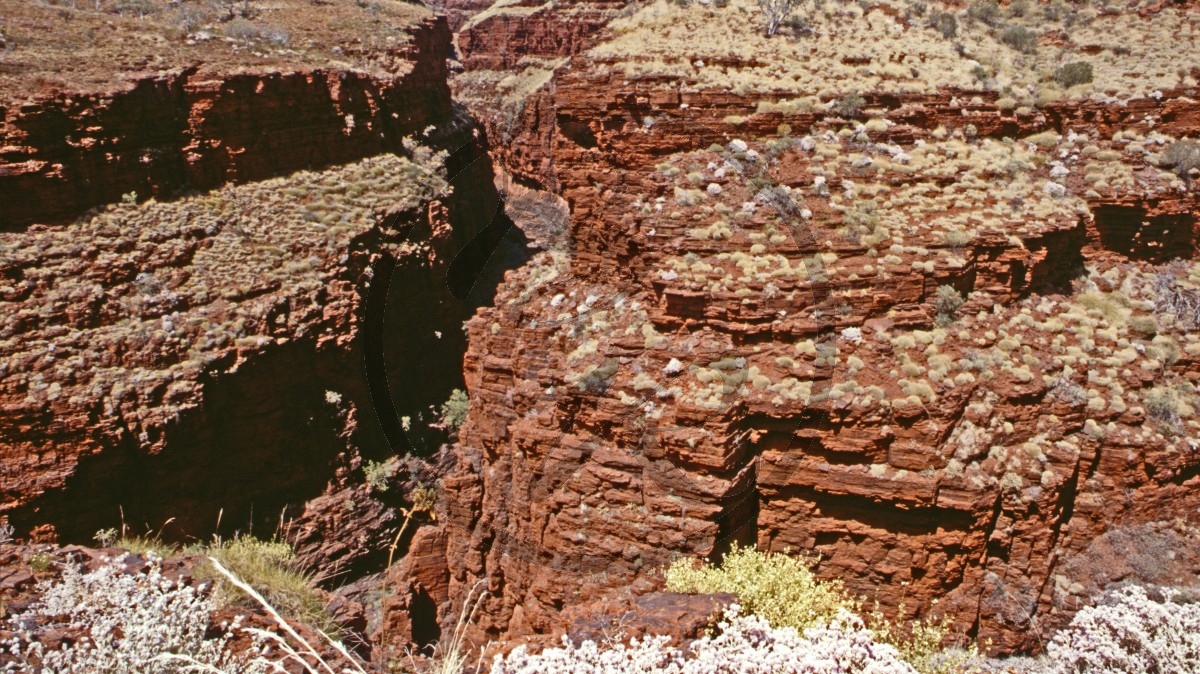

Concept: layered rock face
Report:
left=456, top=0, right=628, bottom=70
left=0, top=125, right=504, bottom=551
left=442, top=31, right=1200, bottom=654
left=0, top=7, right=519, bottom=585
left=0, top=9, right=450, bottom=229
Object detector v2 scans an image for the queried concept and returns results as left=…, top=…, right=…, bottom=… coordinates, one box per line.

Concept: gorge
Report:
left=2, top=0, right=1200, bottom=671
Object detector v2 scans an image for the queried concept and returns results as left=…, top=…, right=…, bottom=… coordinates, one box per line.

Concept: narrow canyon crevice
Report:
left=1, top=51, right=529, bottom=598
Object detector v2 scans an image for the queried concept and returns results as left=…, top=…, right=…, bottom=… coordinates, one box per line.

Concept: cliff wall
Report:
left=442, top=38, right=1200, bottom=653
left=0, top=17, right=451, bottom=230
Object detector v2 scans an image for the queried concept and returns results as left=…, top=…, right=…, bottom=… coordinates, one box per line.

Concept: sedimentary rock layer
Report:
left=0, top=17, right=451, bottom=229
left=442, top=55, right=1200, bottom=654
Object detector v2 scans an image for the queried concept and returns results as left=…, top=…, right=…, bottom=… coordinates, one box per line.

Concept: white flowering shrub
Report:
left=1042, top=585, right=1200, bottom=674
left=841, top=327, right=864, bottom=344
left=491, top=606, right=918, bottom=674
left=3, top=554, right=264, bottom=674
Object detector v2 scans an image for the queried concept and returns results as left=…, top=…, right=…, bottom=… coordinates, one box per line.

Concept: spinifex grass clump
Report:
left=188, top=535, right=334, bottom=637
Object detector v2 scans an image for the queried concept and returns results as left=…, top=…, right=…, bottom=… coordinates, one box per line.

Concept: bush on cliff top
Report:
left=1054, top=61, right=1094, bottom=88
left=441, top=388, right=471, bottom=429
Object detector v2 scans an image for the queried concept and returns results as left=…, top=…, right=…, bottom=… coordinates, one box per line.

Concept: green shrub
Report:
left=190, top=536, right=332, bottom=635
left=928, top=10, right=958, bottom=37
left=1054, top=61, right=1094, bottom=88
left=1043, top=0, right=1069, bottom=20
left=28, top=553, right=53, bottom=573
left=666, top=543, right=854, bottom=631
left=1161, top=140, right=1200, bottom=181
left=833, top=92, right=866, bottom=118
left=758, top=0, right=805, bottom=36
left=440, top=388, right=471, bottom=429
left=933, top=285, right=966, bottom=323
left=364, top=458, right=399, bottom=492
left=93, top=528, right=118, bottom=548
left=666, top=545, right=975, bottom=674
left=780, top=14, right=812, bottom=36
left=1143, top=385, right=1190, bottom=435
left=840, top=200, right=880, bottom=243
left=967, top=0, right=1001, bottom=26
left=1000, top=25, right=1038, bottom=53
left=577, top=359, right=619, bottom=393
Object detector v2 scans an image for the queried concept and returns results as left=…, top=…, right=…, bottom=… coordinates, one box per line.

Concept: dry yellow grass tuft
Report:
left=0, top=0, right=431, bottom=102
left=588, top=0, right=1200, bottom=101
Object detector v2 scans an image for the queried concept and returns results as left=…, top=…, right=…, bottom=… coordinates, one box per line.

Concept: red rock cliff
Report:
left=0, top=16, right=451, bottom=230
left=440, top=49, right=1200, bottom=655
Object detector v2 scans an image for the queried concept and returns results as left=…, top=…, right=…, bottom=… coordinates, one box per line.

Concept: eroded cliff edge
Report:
left=0, top=1, right=519, bottom=587
left=0, top=3, right=450, bottom=230
left=439, top=0, right=1200, bottom=655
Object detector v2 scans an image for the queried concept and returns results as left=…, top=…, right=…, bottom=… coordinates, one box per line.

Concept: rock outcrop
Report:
left=440, top=37, right=1200, bottom=654
left=0, top=6, right=520, bottom=584
left=456, top=0, right=627, bottom=71
left=0, top=8, right=451, bottom=230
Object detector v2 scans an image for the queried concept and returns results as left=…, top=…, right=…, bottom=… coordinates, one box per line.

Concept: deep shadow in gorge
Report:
left=8, top=338, right=365, bottom=543
left=7, top=114, right=532, bottom=562
left=370, top=116, right=531, bottom=458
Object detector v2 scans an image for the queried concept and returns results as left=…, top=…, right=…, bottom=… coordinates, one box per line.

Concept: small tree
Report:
left=759, top=0, right=803, bottom=37
left=933, top=285, right=966, bottom=325
left=966, top=0, right=1001, bottom=26
left=440, top=388, right=471, bottom=429
left=1000, top=24, right=1038, bottom=53
left=833, top=92, right=867, bottom=118
left=216, top=0, right=256, bottom=20
left=928, top=11, right=958, bottom=38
